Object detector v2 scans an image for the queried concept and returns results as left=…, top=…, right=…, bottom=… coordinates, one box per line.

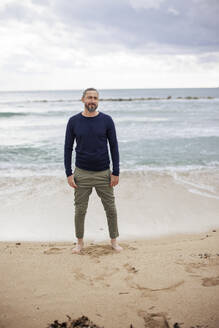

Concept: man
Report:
left=64, top=88, right=122, bottom=253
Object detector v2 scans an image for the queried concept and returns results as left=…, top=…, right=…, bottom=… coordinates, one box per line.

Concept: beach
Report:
left=1, top=88, right=219, bottom=327
left=1, top=170, right=219, bottom=328
left=1, top=230, right=219, bottom=328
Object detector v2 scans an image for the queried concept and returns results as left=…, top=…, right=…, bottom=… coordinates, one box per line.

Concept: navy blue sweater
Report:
left=64, top=112, right=120, bottom=177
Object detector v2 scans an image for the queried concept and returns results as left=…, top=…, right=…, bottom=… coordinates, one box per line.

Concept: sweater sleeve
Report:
left=64, top=118, right=75, bottom=177
left=107, top=117, right=120, bottom=176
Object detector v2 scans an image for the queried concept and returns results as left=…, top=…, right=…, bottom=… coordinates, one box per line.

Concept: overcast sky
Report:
left=0, top=0, right=218, bottom=90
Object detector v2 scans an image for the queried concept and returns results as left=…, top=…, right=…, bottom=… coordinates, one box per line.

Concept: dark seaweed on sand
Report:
left=47, top=315, right=103, bottom=328
left=47, top=314, right=188, bottom=328
left=47, top=315, right=137, bottom=328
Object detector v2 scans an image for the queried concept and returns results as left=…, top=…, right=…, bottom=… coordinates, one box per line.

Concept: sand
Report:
left=0, top=230, right=219, bottom=328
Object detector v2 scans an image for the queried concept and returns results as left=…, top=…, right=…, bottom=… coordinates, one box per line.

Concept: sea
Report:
left=0, top=88, right=219, bottom=242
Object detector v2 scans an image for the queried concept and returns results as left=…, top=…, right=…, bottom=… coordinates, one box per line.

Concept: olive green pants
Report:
left=73, top=167, right=119, bottom=239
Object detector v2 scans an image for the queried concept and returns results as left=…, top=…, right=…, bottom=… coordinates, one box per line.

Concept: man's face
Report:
left=82, top=90, right=99, bottom=112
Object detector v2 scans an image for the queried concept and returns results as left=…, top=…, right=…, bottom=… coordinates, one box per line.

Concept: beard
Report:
left=85, top=102, right=98, bottom=112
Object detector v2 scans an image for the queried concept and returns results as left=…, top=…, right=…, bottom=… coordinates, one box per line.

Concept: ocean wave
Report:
left=1, top=162, right=219, bottom=177
left=0, top=99, right=80, bottom=105
left=0, top=145, right=63, bottom=164
left=0, top=112, right=28, bottom=117
left=0, top=110, right=77, bottom=118
left=115, top=117, right=169, bottom=123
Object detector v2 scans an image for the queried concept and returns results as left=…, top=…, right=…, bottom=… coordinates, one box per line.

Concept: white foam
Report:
left=115, top=117, right=169, bottom=123
left=188, top=188, right=219, bottom=199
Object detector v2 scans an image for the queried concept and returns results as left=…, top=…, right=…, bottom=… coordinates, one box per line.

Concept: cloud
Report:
left=167, top=7, right=179, bottom=16
left=129, top=0, right=165, bottom=10
left=0, top=0, right=218, bottom=90
left=1, top=0, right=219, bottom=53
left=51, top=0, right=219, bottom=52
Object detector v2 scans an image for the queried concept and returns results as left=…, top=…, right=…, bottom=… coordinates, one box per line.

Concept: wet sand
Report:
left=0, top=230, right=219, bottom=327
left=1, top=170, right=219, bottom=242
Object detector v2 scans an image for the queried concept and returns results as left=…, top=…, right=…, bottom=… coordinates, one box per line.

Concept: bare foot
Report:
left=111, top=243, right=123, bottom=252
left=72, top=243, right=83, bottom=254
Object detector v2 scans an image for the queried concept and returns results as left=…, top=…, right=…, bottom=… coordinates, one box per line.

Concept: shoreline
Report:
left=1, top=229, right=219, bottom=328
left=0, top=227, right=218, bottom=244
left=1, top=169, right=219, bottom=242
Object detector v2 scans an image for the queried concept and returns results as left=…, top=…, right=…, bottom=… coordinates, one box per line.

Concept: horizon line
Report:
left=0, top=86, right=218, bottom=93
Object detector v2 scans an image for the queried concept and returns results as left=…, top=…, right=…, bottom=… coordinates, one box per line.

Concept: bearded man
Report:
left=64, top=88, right=122, bottom=253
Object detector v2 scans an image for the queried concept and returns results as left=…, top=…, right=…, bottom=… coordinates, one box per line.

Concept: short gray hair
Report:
left=82, top=88, right=99, bottom=98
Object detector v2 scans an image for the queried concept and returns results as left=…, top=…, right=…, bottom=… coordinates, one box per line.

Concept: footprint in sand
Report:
left=43, top=247, right=64, bottom=255
left=82, top=243, right=134, bottom=258
left=129, top=280, right=184, bottom=299
left=72, top=267, right=119, bottom=287
left=202, top=276, right=219, bottom=287
left=73, top=269, right=94, bottom=286
left=180, top=254, right=219, bottom=274
left=124, top=263, right=138, bottom=273
left=83, top=244, right=113, bottom=258
left=80, top=243, right=137, bottom=258
left=138, top=310, right=170, bottom=328
left=73, top=270, right=87, bottom=281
